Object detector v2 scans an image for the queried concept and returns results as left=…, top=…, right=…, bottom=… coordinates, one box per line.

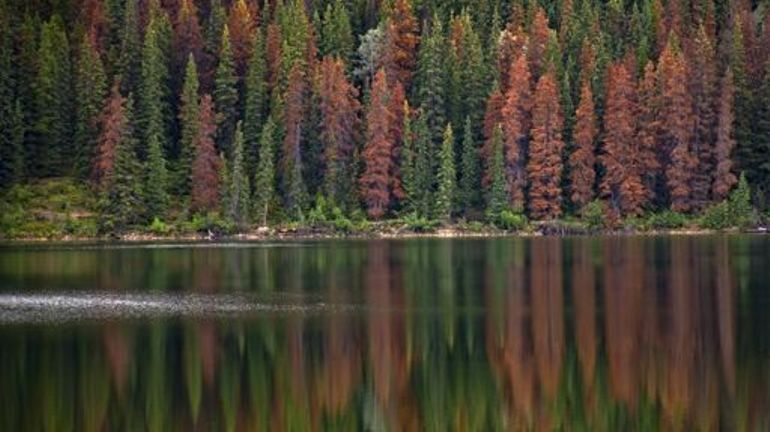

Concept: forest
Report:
left=0, top=0, right=769, bottom=235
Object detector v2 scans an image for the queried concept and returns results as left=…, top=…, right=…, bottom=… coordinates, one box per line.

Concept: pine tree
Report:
left=177, top=55, right=200, bottom=195
left=227, top=0, right=256, bottom=76
left=174, top=0, right=204, bottom=75
left=730, top=16, right=755, bottom=188
left=569, top=79, right=596, bottom=210
left=600, top=62, right=645, bottom=218
left=416, top=15, right=447, bottom=149
left=317, top=57, right=361, bottom=208
left=400, top=102, right=416, bottom=212
left=459, top=117, right=480, bottom=215
left=140, top=11, right=171, bottom=159
left=145, top=129, right=169, bottom=221
left=486, top=125, right=507, bottom=216
left=756, top=57, right=770, bottom=193
left=74, top=33, right=107, bottom=179
left=713, top=68, right=737, bottom=202
left=413, top=111, right=434, bottom=218
left=35, top=15, right=74, bottom=177
left=383, top=0, right=419, bottom=90
left=204, top=0, right=227, bottom=90
left=659, top=37, right=695, bottom=212
left=435, top=123, right=456, bottom=222
left=94, top=83, right=124, bottom=187
left=119, top=0, right=142, bottom=94
left=527, top=72, right=564, bottom=220
left=244, top=29, right=267, bottom=176
left=528, top=7, right=551, bottom=83
left=688, top=25, right=717, bottom=210
left=360, top=69, right=393, bottom=219
left=388, top=82, right=407, bottom=204
left=282, top=64, right=309, bottom=219
left=227, top=121, right=250, bottom=225
left=459, top=14, right=489, bottom=132
left=253, top=117, right=276, bottom=227
left=100, top=92, right=144, bottom=231
left=502, top=54, right=532, bottom=209
left=636, top=61, right=662, bottom=205
left=0, top=10, right=22, bottom=186
left=191, top=95, right=220, bottom=214
left=320, top=0, right=354, bottom=62
left=481, top=81, right=504, bottom=185
left=214, top=25, right=239, bottom=156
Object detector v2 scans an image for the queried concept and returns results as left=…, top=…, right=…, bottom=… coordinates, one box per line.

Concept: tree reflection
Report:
left=0, top=236, right=766, bottom=430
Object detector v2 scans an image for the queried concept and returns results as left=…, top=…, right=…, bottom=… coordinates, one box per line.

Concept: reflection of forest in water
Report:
left=0, top=236, right=768, bottom=431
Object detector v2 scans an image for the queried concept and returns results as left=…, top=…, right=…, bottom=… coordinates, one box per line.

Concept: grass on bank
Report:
left=0, top=176, right=762, bottom=240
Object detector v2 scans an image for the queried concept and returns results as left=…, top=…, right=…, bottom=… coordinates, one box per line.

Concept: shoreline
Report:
left=0, top=224, right=757, bottom=244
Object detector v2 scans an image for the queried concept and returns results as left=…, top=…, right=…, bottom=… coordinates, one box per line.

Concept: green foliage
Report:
left=144, top=134, right=169, bottom=220
left=416, top=15, right=447, bottom=148
left=434, top=123, right=456, bottom=222
left=486, top=126, right=507, bottom=216
left=227, top=122, right=251, bottom=226
left=412, top=113, right=434, bottom=218
left=148, top=217, right=171, bottom=235
left=402, top=212, right=439, bottom=233
left=183, top=212, right=236, bottom=235
left=0, top=179, right=98, bottom=239
left=35, top=15, right=73, bottom=176
left=644, top=210, right=690, bottom=230
left=582, top=200, right=605, bottom=231
left=176, top=55, right=200, bottom=195
left=320, top=0, right=354, bottom=61
left=139, top=12, right=171, bottom=158
left=459, top=117, right=480, bottom=215
left=487, top=208, right=528, bottom=231
left=74, top=34, right=107, bottom=178
left=253, top=117, right=276, bottom=227
left=244, top=30, right=267, bottom=175
left=214, top=25, right=238, bottom=155
left=699, top=201, right=731, bottom=230
left=729, top=172, right=755, bottom=229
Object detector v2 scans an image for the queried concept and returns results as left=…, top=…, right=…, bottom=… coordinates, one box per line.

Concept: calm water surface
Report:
left=1, top=236, right=769, bottom=431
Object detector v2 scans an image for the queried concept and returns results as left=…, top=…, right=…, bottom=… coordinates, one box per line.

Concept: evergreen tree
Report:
left=459, top=117, right=480, bottom=215
left=144, top=129, right=169, bottom=221
left=140, top=11, right=171, bottom=158
left=486, top=125, right=507, bottom=216
left=459, top=15, right=488, bottom=132
left=502, top=54, right=532, bottom=209
left=227, top=0, right=256, bottom=76
left=214, top=25, right=239, bottom=155
left=569, top=80, right=596, bottom=211
left=320, top=0, right=354, bottom=62
left=527, top=72, right=564, bottom=220
left=191, top=95, right=220, bottom=214
left=434, top=123, right=456, bottom=222
left=100, top=92, right=144, bottom=231
left=74, top=33, right=108, bottom=179
left=177, top=55, right=200, bottom=195
left=282, top=64, right=309, bottom=219
left=400, top=102, right=416, bottom=212
left=227, top=121, right=250, bottom=225
left=35, top=15, right=74, bottom=176
left=0, top=10, right=21, bottom=186
left=360, top=69, right=394, bottom=219
left=416, top=15, right=447, bottom=149
left=244, top=29, right=267, bottom=176
left=119, top=0, right=142, bottom=94
left=413, top=111, right=434, bottom=218
left=204, top=0, right=227, bottom=90
left=253, top=117, right=277, bottom=227
left=713, top=68, right=737, bottom=202
left=383, top=0, right=419, bottom=90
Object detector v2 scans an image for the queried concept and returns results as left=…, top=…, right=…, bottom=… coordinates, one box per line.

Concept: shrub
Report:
left=729, top=173, right=755, bottom=229
left=487, top=208, right=528, bottom=231
left=330, top=207, right=355, bottom=233
left=581, top=200, right=605, bottom=231
left=647, top=210, right=689, bottom=230
left=149, top=217, right=171, bottom=235
left=699, top=201, right=732, bottom=230
left=403, top=212, right=439, bottom=232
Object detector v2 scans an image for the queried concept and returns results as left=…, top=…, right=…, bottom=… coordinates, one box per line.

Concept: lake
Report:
left=0, top=236, right=768, bottom=431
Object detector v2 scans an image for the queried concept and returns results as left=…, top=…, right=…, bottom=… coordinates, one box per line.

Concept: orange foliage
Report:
left=502, top=55, right=532, bottom=209
left=383, top=0, right=419, bottom=90
left=191, top=95, right=220, bottom=213
left=527, top=72, right=564, bottom=220
left=93, top=82, right=127, bottom=187
left=569, top=79, right=597, bottom=209
left=360, top=70, right=394, bottom=219
left=713, top=69, right=737, bottom=201
left=227, top=0, right=257, bottom=75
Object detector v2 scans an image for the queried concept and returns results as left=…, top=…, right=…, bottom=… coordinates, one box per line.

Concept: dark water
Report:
left=1, top=236, right=769, bottom=431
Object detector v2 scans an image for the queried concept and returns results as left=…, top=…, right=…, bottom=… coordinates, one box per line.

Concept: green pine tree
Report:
left=177, top=55, right=200, bottom=195
left=74, top=34, right=108, bottom=179
left=459, top=17, right=488, bottom=131
left=729, top=172, right=754, bottom=229
left=119, top=0, right=142, bottom=94
left=227, top=121, right=251, bottom=226
left=413, top=112, right=433, bottom=218
left=253, top=117, right=277, bottom=227
left=434, top=123, right=456, bottom=222
left=320, top=0, right=354, bottom=62
left=35, top=15, right=74, bottom=177
left=400, top=104, right=416, bottom=212
left=139, top=12, right=171, bottom=158
left=459, top=117, right=480, bottom=215
left=214, top=25, right=238, bottom=156
left=102, top=96, right=144, bottom=231
left=416, top=15, right=447, bottom=149
left=244, top=29, right=267, bottom=176
left=487, top=125, right=507, bottom=216
left=0, top=10, right=22, bottom=186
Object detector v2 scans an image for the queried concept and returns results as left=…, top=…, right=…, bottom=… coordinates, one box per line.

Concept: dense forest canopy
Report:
left=0, top=0, right=769, bottom=231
